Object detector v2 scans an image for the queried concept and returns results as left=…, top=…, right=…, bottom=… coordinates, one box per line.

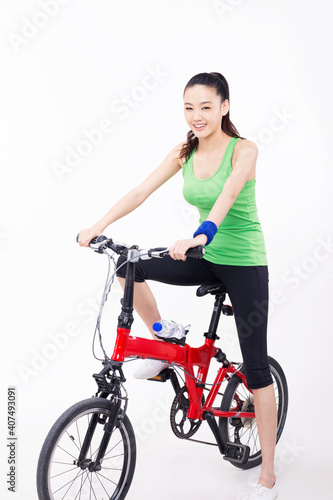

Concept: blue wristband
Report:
left=193, top=221, right=218, bottom=246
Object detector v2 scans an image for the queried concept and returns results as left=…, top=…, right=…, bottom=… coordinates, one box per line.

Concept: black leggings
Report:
left=116, top=255, right=273, bottom=390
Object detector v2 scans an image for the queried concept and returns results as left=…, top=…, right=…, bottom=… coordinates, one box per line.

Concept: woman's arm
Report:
left=78, top=142, right=185, bottom=246
left=169, top=140, right=258, bottom=260
left=206, top=139, right=258, bottom=227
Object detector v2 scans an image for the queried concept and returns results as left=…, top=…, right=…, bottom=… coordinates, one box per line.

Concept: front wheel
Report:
left=219, top=356, right=288, bottom=469
left=37, top=397, right=136, bottom=500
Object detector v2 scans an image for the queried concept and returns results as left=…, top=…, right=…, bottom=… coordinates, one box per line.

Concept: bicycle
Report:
left=37, top=236, right=288, bottom=500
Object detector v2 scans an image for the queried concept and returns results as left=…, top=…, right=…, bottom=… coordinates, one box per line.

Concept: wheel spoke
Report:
left=56, top=444, right=78, bottom=462
left=65, top=430, right=81, bottom=454
left=96, top=471, right=119, bottom=486
left=102, top=452, right=125, bottom=460
left=85, top=471, right=98, bottom=500
left=73, top=471, right=90, bottom=500
left=53, top=460, right=77, bottom=466
left=51, top=465, right=80, bottom=479
left=52, top=468, right=84, bottom=496
left=78, top=469, right=84, bottom=500
left=100, top=467, right=123, bottom=471
left=96, top=437, right=123, bottom=461
left=94, top=471, right=112, bottom=497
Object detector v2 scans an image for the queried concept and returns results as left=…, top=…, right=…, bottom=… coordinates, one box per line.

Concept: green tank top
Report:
left=182, top=137, right=268, bottom=266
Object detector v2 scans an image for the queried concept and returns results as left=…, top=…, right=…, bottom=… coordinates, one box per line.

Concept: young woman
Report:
left=78, top=72, right=278, bottom=500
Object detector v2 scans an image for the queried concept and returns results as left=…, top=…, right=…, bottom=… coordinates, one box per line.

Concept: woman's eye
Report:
left=185, top=106, right=210, bottom=111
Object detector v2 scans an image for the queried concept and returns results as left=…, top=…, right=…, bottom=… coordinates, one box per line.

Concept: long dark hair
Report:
left=180, top=72, right=245, bottom=161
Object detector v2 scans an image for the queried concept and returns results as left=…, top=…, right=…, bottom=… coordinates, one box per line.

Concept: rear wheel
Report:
left=37, top=397, right=136, bottom=500
left=219, top=356, right=288, bottom=469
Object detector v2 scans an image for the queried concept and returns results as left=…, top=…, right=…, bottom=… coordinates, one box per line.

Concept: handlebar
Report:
left=76, top=234, right=206, bottom=259
left=146, top=246, right=205, bottom=259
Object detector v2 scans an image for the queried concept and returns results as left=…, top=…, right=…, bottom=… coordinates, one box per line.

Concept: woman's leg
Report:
left=252, top=384, right=277, bottom=488
left=117, top=278, right=162, bottom=339
left=118, top=277, right=172, bottom=378
left=206, top=263, right=277, bottom=491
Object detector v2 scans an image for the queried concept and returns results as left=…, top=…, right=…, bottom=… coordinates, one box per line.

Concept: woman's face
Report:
left=183, top=85, right=228, bottom=138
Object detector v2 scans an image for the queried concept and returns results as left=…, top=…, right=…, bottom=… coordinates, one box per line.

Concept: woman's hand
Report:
left=77, top=224, right=103, bottom=247
left=169, top=234, right=207, bottom=260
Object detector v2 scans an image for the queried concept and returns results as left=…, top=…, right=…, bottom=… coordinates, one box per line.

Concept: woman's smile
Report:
left=193, top=123, right=207, bottom=131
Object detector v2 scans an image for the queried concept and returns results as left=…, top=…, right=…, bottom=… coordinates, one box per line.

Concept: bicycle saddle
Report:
left=196, top=282, right=227, bottom=297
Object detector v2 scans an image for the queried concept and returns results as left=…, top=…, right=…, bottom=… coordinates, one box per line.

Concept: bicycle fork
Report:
left=76, top=364, right=126, bottom=472
left=76, top=397, right=122, bottom=472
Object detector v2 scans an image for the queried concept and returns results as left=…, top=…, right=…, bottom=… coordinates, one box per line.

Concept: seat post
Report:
left=205, top=293, right=225, bottom=340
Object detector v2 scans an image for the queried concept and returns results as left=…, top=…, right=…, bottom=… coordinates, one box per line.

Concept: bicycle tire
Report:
left=37, top=397, right=136, bottom=500
left=219, top=356, right=288, bottom=470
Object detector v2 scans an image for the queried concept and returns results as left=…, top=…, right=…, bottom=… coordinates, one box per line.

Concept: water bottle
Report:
left=152, top=320, right=189, bottom=345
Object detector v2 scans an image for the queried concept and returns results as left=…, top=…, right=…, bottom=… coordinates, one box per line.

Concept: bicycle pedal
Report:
left=223, top=442, right=250, bottom=465
left=148, top=368, right=174, bottom=382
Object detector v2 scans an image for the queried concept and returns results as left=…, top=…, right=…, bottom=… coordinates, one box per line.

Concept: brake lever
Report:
left=147, top=247, right=169, bottom=258
left=90, top=236, right=108, bottom=253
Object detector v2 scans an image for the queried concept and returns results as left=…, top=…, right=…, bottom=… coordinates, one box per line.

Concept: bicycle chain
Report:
left=181, top=436, right=218, bottom=447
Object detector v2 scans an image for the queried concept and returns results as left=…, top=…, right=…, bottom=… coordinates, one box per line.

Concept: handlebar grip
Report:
left=185, top=245, right=206, bottom=259
left=76, top=233, right=107, bottom=246
left=89, top=235, right=107, bottom=246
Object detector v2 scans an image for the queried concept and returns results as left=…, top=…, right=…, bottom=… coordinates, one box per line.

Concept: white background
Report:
left=1, top=1, right=332, bottom=499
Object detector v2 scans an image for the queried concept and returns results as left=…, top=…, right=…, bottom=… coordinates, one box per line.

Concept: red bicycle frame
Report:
left=111, top=327, right=255, bottom=422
